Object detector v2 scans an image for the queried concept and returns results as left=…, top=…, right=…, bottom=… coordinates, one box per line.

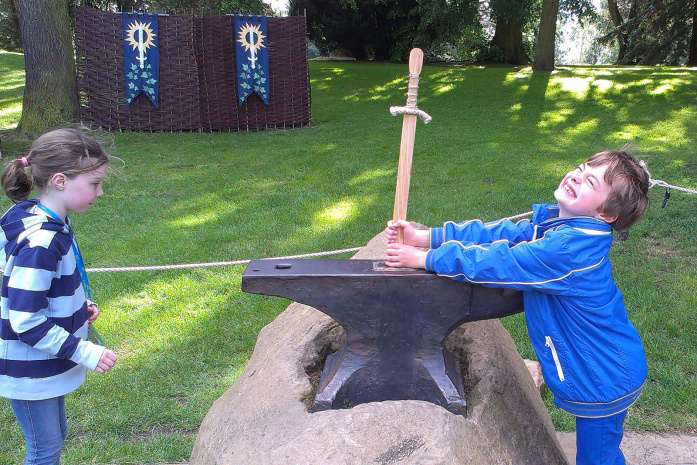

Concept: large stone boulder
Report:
left=190, top=232, right=569, bottom=465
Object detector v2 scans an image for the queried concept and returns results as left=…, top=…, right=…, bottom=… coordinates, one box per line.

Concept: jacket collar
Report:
left=531, top=203, right=612, bottom=233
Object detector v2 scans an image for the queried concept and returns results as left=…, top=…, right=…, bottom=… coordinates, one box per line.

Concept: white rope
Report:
left=87, top=212, right=536, bottom=273
left=641, top=162, right=697, bottom=195
left=505, top=211, right=533, bottom=220
left=85, top=211, right=533, bottom=273
left=649, top=178, right=697, bottom=195
left=86, top=246, right=362, bottom=273
left=87, top=176, right=697, bottom=275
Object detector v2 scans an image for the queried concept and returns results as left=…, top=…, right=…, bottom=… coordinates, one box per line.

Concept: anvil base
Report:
left=241, top=259, right=522, bottom=416
left=313, top=343, right=466, bottom=415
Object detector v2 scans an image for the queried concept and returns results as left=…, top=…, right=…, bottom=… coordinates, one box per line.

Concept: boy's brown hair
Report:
left=586, top=150, right=650, bottom=231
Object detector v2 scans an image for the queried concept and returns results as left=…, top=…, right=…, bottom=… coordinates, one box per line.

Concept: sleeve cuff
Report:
left=424, top=249, right=435, bottom=272
left=430, top=227, right=444, bottom=249
left=71, top=340, right=105, bottom=371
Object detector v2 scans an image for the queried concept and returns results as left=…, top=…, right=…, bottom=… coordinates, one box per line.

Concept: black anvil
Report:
left=241, top=259, right=522, bottom=416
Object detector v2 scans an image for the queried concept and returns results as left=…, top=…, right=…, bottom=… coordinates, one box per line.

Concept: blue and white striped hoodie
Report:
left=425, top=203, right=646, bottom=418
left=0, top=199, right=104, bottom=400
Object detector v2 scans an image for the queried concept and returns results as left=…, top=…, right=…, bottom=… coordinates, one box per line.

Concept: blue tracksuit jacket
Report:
left=0, top=200, right=103, bottom=400
left=424, top=203, right=646, bottom=417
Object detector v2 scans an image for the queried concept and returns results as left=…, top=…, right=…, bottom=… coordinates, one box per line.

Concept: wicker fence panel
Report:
left=194, top=15, right=237, bottom=130
left=75, top=7, right=201, bottom=131
left=75, top=7, right=310, bottom=131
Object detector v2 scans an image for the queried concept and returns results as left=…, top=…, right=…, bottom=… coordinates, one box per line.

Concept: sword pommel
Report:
left=408, top=48, right=423, bottom=74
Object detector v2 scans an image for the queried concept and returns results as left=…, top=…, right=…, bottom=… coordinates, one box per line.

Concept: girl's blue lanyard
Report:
left=36, top=202, right=92, bottom=299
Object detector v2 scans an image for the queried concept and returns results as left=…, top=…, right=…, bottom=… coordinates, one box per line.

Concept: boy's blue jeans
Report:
left=9, top=396, right=67, bottom=465
left=576, top=410, right=627, bottom=465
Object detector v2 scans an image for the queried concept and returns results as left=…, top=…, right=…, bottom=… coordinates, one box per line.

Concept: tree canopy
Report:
left=599, top=0, right=696, bottom=65
left=290, top=0, right=696, bottom=66
left=2, top=0, right=696, bottom=66
left=289, top=0, right=480, bottom=61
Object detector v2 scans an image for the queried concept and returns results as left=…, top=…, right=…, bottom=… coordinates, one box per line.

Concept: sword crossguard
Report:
left=390, top=105, right=432, bottom=124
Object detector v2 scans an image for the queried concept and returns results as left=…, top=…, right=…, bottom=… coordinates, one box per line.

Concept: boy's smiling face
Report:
left=554, top=163, right=617, bottom=223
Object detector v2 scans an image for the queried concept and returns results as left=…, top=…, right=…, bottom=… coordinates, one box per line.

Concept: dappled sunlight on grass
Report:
left=427, top=69, right=467, bottom=96
left=311, top=197, right=362, bottom=232
left=433, top=82, right=456, bottom=94
left=626, top=78, right=653, bottom=90
left=552, top=76, right=591, bottom=95
left=504, top=67, right=532, bottom=83
left=170, top=208, right=230, bottom=227
left=0, top=81, right=23, bottom=91
left=349, top=167, right=394, bottom=185
left=0, top=52, right=24, bottom=131
left=652, top=84, right=673, bottom=95
left=314, top=66, right=347, bottom=77
left=169, top=200, right=238, bottom=228
left=592, top=79, right=613, bottom=92
left=364, top=76, right=405, bottom=101
left=647, top=116, right=694, bottom=146
left=611, top=126, right=642, bottom=141
left=559, top=117, right=600, bottom=136
left=0, top=103, right=21, bottom=114
left=308, top=66, right=347, bottom=91
left=272, top=191, right=382, bottom=253
left=538, top=107, right=573, bottom=127
left=0, top=104, right=21, bottom=129
left=0, top=70, right=24, bottom=88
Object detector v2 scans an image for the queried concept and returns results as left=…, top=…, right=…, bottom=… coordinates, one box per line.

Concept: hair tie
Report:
left=20, top=156, right=29, bottom=167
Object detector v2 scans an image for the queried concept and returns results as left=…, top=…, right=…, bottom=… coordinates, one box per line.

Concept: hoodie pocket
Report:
left=545, top=336, right=565, bottom=382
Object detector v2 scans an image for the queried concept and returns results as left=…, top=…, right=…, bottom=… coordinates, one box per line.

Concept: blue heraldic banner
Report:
left=122, top=12, right=159, bottom=106
left=233, top=14, right=269, bottom=105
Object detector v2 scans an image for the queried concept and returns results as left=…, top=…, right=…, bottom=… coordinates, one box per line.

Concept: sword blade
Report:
left=392, top=48, right=424, bottom=243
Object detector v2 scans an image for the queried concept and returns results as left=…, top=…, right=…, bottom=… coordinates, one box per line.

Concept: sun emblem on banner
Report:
left=237, top=22, right=266, bottom=69
left=125, top=20, right=157, bottom=68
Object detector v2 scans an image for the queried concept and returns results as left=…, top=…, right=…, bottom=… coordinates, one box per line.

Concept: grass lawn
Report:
left=0, top=50, right=696, bottom=463
left=0, top=51, right=23, bottom=130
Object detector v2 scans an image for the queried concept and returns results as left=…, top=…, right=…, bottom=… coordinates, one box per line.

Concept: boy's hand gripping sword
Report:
left=390, top=48, right=431, bottom=243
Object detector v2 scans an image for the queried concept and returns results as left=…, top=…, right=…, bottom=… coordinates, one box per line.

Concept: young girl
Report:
left=0, top=128, right=117, bottom=465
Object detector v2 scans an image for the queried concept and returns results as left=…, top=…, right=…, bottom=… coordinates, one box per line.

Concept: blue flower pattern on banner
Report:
left=233, top=15, right=269, bottom=105
left=122, top=12, right=159, bottom=107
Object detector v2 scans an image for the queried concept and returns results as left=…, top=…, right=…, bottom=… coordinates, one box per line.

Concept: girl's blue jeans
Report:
left=576, top=410, right=627, bottom=465
left=9, top=396, right=67, bottom=465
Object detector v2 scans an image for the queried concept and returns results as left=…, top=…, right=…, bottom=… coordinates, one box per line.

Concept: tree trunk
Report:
left=532, top=0, right=559, bottom=71
left=491, top=13, right=530, bottom=65
left=15, top=0, right=78, bottom=134
left=607, top=0, right=627, bottom=63
left=689, top=0, right=697, bottom=65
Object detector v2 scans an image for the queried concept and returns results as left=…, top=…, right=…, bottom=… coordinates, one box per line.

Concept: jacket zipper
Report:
left=545, top=336, right=565, bottom=381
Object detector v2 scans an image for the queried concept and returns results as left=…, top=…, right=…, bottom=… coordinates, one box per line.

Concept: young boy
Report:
left=385, top=150, right=650, bottom=465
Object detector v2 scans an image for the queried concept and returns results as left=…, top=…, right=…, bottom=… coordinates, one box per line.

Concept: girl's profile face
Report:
left=61, top=165, right=107, bottom=214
